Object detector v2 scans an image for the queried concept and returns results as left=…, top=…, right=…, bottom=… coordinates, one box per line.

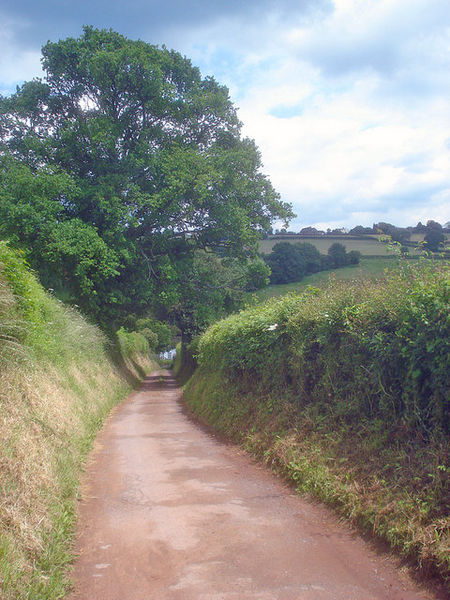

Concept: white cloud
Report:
left=177, top=0, right=450, bottom=227
left=0, top=16, right=42, bottom=93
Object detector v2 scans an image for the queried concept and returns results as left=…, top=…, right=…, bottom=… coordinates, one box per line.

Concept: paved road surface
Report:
left=68, top=372, right=438, bottom=600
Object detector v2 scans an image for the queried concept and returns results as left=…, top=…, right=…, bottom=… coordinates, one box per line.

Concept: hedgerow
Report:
left=187, top=260, right=449, bottom=582
left=198, top=261, right=449, bottom=437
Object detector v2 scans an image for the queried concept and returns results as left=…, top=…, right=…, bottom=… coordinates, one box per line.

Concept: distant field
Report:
left=251, top=257, right=401, bottom=301
left=409, top=232, right=449, bottom=242
left=259, top=236, right=420, bottom=256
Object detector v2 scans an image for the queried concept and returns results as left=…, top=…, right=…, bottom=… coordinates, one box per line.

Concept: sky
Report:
left=1, top=0, right=449, bottom=230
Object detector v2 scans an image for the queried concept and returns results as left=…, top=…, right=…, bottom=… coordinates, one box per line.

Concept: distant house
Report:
left=328, top=227, right=348, bottom=235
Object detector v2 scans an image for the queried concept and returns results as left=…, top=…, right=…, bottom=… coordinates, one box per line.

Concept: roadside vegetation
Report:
left=0, top=243, right=158, bottom=599
left=183, top=259, right=450, bottom=584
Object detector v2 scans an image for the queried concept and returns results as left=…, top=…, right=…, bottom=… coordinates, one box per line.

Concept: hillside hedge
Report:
left=185, top=260, right=449, bottom=583
left=198, top=261, right=449, bottom=437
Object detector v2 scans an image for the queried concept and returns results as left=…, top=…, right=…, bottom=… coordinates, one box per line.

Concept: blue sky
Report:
left=1, top=0, right=449, bottom=229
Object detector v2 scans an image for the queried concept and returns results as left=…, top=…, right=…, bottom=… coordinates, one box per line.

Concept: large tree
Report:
left=424, top=221, right=445, bottom=252
left=0, top=27, right=293, bottom=329
left=265, top=242, right=307, bottom=284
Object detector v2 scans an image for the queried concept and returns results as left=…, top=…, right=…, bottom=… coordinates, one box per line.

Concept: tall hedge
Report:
left=198, top=261, right=449, bottom=437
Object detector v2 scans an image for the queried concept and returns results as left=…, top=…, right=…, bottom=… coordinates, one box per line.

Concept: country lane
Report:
left=68, top=371, right=440, bottom=600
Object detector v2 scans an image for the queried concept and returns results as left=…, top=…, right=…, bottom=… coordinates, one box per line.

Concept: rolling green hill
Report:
left=259, top=235, right=419, bottom=256
left=251, top=257, right=400, bottom=301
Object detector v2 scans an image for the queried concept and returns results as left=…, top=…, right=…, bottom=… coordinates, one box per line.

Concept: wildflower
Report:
left=267, top=324, right=278, bottom=331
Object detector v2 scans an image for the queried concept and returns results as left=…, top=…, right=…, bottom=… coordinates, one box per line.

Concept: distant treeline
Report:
left=271, top=220, right=449, bottom=252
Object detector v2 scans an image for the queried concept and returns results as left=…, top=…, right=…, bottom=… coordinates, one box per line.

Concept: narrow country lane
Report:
left=68, top=372, right=436, bottom=600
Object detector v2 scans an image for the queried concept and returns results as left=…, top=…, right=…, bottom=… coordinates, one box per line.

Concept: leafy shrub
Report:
left=116, top=327, right=150, bottom=358
left=265, top=241, right=360, bottom=285
left=137, top=328, right=159, bottom=350
left=135, top=318, right=174, bottom=351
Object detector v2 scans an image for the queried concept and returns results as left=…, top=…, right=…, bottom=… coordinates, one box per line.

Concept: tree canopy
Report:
left=264, top=241, right=361, bottom=285
left=0, top=27, right=293, bottom=331
left=424, top=221, right=445, bottom=252
left=265, top=242, right=324, bottom=284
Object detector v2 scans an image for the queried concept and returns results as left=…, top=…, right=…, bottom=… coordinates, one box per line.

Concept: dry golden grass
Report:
left=0, top=353, right=157, bottom=599
left=0, top=247, right=158, bottom=598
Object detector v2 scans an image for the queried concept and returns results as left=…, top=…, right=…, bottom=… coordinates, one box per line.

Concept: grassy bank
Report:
left=0, top=243, right=158, bottom=599
left=183, top=260, right=449, bottom=585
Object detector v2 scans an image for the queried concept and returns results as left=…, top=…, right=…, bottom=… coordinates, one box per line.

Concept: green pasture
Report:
left=408, top=232, right=449, bottom=242
left=251, top=257, right=401, bottom=301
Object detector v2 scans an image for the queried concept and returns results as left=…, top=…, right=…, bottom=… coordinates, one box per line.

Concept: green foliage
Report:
left=327, top=242, right=360, bottom=267
left=349, top=225, right=373, bottom=234
left=135, top=318, right=174, bottom=351
left=0, top=156, right=127, bottom=323
left=374, top=222, right=411, bottom=243
left=0, top=27, right=293, bottom=330
left=116, top=327, right=150, bottom=358
left=173, top=340, right=199, bottom=385
left=185, top=260, right=450, bottom=582
left=327, top=242, right=347, bottom=267
left=163, top=250, right=270, bottom=340
left=0, top=240, right=106, bottom=365
left=265, top=242, right=319, bottom=284
left=424, top=223, right=445, bottom=252
left=243, top=257, right=271, bottom=291
left=265, top=241, right=305, bottom=283
left=264, top=241, right=360, bottom=285
left=198, top=261, right=449, bottom=436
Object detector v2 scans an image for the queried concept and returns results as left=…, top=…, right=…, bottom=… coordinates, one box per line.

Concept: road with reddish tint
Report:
left=68, top=372, right=440, bottom=600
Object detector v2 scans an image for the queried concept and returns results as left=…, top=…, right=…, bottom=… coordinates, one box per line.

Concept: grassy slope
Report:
left=0, top=243, right=158, bottom=599
left=183, top=261, right=450, bottom=586
left=251, top=257, right=399, bottom=301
